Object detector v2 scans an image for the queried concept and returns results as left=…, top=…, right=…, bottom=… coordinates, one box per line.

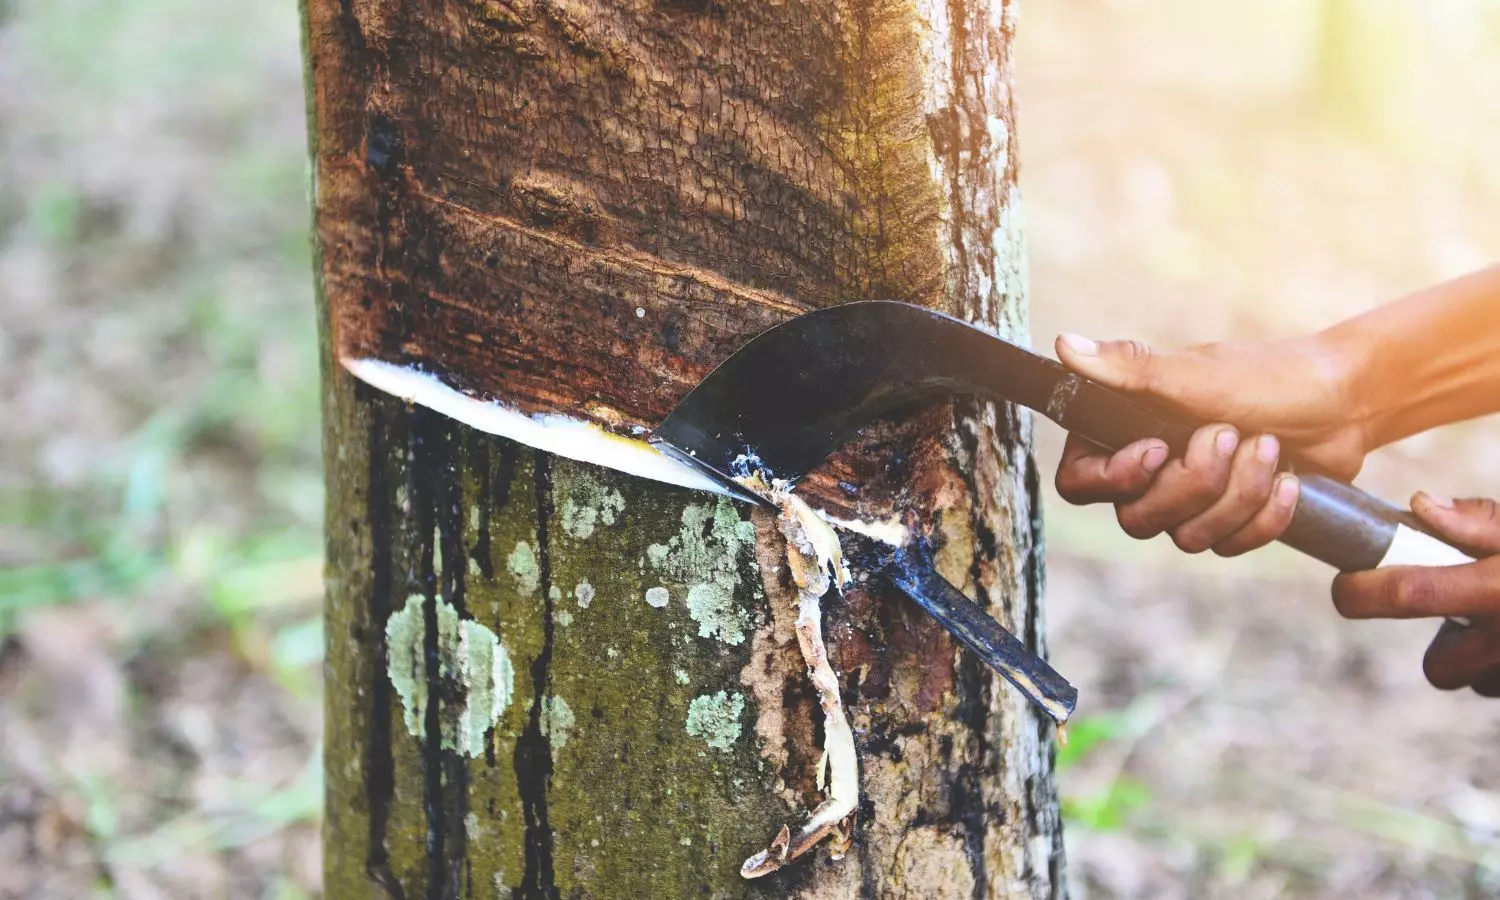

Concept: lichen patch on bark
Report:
left=385, top=592, right=516, bottom=758
left=539, top=694, right=576, bottom=761
left=645, top=498, right=760, bottom=645
left=559, top=469, right=625, bottom=540
left=507, top=540, right=540, bottom=595
left=573, top=579, right=595, bottom=609
left=684, top=690, right=745, bottom=752
left=680, top=584, right=740, bottom=644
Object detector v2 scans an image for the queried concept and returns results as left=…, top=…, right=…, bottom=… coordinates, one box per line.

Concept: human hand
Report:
left=1052, top=333, right=1368, bottom=556
left=1332, top=493, right=1500, bottom=695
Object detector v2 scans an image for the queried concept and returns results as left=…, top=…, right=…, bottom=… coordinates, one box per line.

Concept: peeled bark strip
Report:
left=308, top=0, right=1065, bottom=896
left=740, top=488, right=859, bottom=879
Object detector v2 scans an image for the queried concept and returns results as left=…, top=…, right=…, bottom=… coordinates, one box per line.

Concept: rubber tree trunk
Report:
left=304, top=0, right=1065, bottom=897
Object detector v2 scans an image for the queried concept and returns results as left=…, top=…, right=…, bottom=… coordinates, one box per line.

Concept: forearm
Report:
left=1320, top=265, right=1500, bottom=451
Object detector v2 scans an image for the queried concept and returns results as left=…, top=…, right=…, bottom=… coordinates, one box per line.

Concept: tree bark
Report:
left=304, top=0, right=1064, bottom=897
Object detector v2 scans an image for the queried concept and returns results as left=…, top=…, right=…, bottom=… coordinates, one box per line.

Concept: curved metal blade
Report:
left=650, top=301, right=1066, bottom=487
left=648, top=301, right=1082, bottom=725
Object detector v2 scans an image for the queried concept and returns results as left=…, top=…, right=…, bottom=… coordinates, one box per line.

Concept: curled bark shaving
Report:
left=740, top=490, right=860, bottom=879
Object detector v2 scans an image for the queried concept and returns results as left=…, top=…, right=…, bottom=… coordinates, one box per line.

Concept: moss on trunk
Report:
left=323, top=381, right=794, bottom=895
left=307, top=0, right=1067, bottom=896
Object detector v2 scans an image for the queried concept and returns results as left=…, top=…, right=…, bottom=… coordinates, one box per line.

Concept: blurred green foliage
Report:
left=0, top=0, right=324, bottom=888
left=1057, top=710, right=1155, bottom=833
left=1063, top=776, right=1153, bottom=833
left=2, top=0, right=322, bottom=630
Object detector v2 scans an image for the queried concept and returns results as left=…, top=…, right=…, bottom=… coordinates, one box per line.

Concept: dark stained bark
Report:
left=306, top=0, right=1066, bottom=896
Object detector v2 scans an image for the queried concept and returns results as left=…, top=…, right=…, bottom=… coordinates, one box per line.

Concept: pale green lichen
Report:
left=386, top=596, right=430, bottom=738
left=685, top=583, right=741, bottom=644
left=685, top=690, right=745, bottom=752
left=556, top=609, right=574, bottom=627
left=539, top=694, right=576, bottom=761
left=385, top=593, right=515, bottom=758
left=507, top=541, right=539, bottom=596
left=674, top=669, right=691, bottom=686
left=644, top=586, right=670, bottom=608
left=644, top=498, right=758, bottom=645
left=646, top=543, right=670, bottom=568
left=574, top=580, right=594, bottom=609
left=560, top=469, right=626, bottom=540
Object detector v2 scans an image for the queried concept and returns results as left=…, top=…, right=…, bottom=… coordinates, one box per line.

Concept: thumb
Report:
left=1411, top=493, right=1500, bottom=557
left=1056, top=334, right=1169, bottom=394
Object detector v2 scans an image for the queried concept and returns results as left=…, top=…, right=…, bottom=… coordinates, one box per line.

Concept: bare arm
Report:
left=1053, top=264, right=1500, bottom=557
left=1051, top=265, right=1500, bottom=696
left=1327, top=265, right=1500, bottom=451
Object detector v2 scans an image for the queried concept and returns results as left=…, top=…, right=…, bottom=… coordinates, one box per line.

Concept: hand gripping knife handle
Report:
left=1051, top=374, right=1476, bottom=626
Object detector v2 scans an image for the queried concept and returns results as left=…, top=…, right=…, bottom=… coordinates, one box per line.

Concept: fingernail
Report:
left=1255, top=434, right=1279, bottom=464
left=1275, top=474, right=1299, bottom=506
left=1059, top=333, right=1098, bottom=356
left=1417, top=491, right=1453, bottom=510
left=1141, top=445, right=1168, bottom=473
left=1215, top=428, right=1240, bottom=456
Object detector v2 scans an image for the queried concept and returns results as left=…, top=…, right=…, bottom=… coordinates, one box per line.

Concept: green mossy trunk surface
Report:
left=323, top=376, right=788, bottom=896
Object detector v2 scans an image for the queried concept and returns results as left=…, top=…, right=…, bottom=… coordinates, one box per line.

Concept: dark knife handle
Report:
left=882, top=548, right=1078, bottom=725
left=1048, top=374, right=1474, bottom=574
left=840, top=535, right=1078, bottom=724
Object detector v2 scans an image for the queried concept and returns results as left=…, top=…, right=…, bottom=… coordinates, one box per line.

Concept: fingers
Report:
left=1056, top=334, right=1164, bottom=394
left=1410, top=493, right=1500, bottom=556
left=1054, top=434, right=1167, bottom=505
left=1168, top=433, right=1284, bottom=554
left=1350, top=493, right=1500, bottom=698
left=1208, top=473, right=1301, bottom=558
left=1472, top=668, right=1500, bottom=698
left=1422, top=618, right=1500, bottom=693
left=1055, top=424, right=1299, bottom=556
left=1114, top=425, right=1238, bottom=540
left=1330, top=556, right=1500, bottom=621
left=1404, top=493, right=1500, bottom=697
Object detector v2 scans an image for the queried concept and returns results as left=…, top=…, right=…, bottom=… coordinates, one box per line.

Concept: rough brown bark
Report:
left=306, top=0, right=1065, bottom=897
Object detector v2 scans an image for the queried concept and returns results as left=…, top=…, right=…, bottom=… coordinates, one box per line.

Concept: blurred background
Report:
left=0, top=0, right=1496, bottom=896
